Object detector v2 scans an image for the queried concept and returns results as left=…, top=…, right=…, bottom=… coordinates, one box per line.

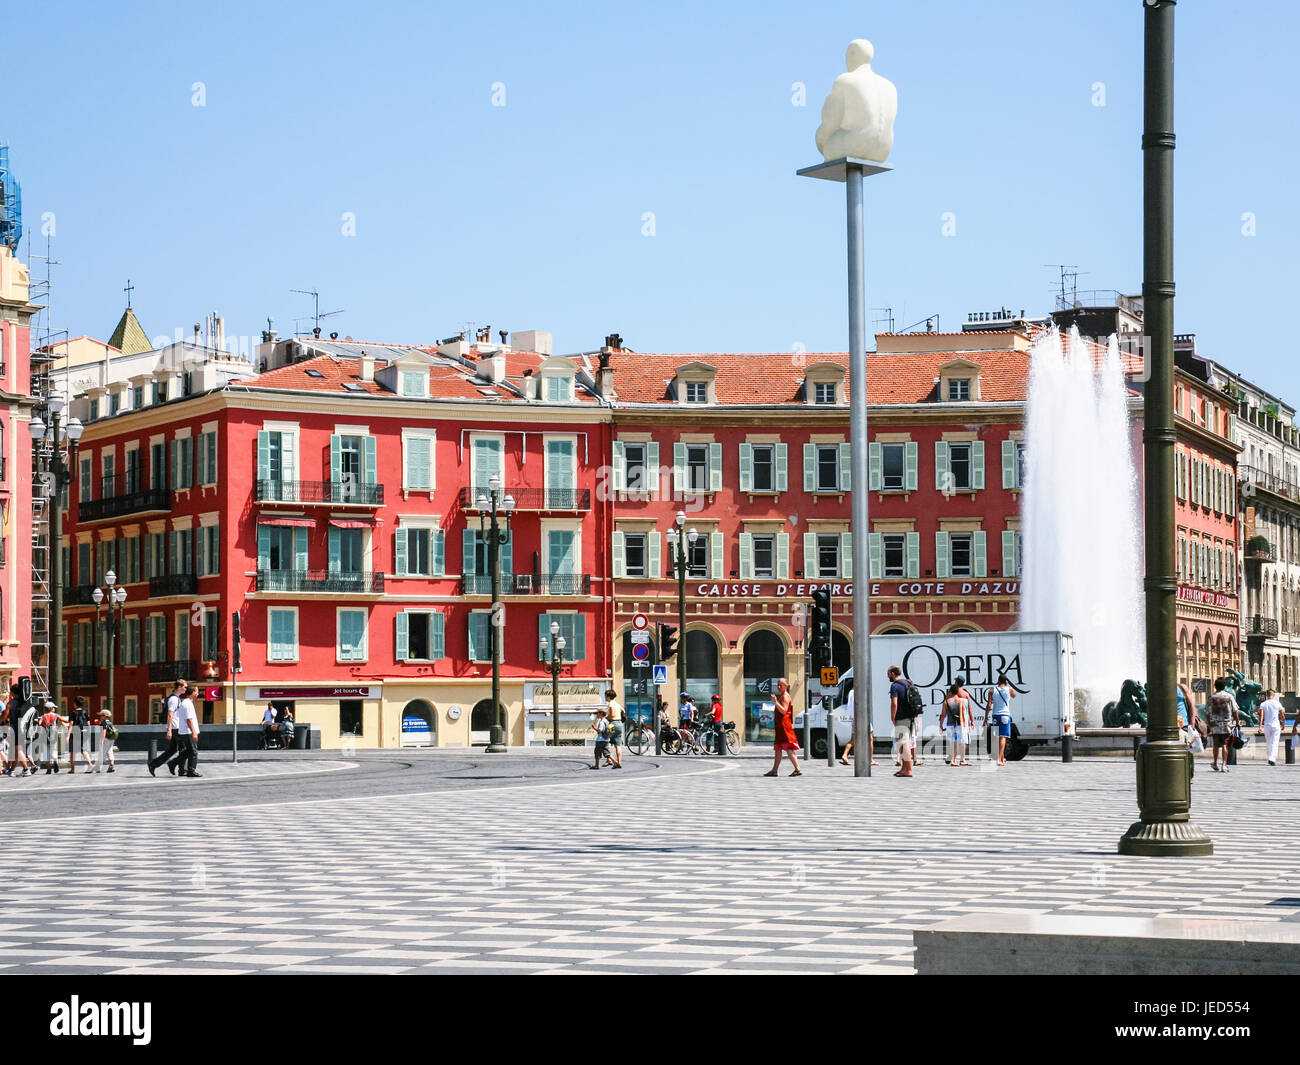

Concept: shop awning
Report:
left=258, top=517, right=316, bottom=528
left=329, top=518, right=383, bottom=528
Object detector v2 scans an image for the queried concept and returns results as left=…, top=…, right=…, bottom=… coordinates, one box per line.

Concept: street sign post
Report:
left=631, top=631, right=650, bottom=645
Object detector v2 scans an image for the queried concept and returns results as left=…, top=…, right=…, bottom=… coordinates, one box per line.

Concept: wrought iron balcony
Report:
left=149, top=659, right=198, bottom=684
left=1240, top=465, right=1300, bottom=505
left=535, top=573, right=591, bottom=595
left=78, top=477, right=171, bottom=522
left=255, top=480, right=384, bottom=506
left=459, top=486, right=591, bottom=512
left=256, top=569, right=385, bottom=594
left=1246, top=615, right=1279, bottom=638
left=1244, top=543, right=1276, bottom=565
left=149, top=573, right=198, bottom=597
left=461, top=575, right=494, bottom=596
left=63, top=585, right=98, bottom=606
left=63, top=665, right=98, bottom=686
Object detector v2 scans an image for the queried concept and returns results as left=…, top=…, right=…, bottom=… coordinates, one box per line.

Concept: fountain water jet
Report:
left=1020, top=327, right=1145, bottom=722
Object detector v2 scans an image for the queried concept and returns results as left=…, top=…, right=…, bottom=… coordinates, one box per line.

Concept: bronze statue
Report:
left=1102, top=679, right=1149, bottom=728
left=1224, top=668, right=1261, bottom=727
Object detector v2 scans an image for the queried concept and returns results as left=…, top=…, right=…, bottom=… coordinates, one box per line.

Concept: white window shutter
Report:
left=839, top=442, right=851, bottom=491
left=673, top=442, right=686, bottom=493
left=973, top=531, right=987, bottom=578
left=738, top=532, right=753, bottom=578
left=840, top=531, right=853, bottom=579
left=710, top=531, right=723, bottom=579
left=803, top=443, right=815, bottom=492
left=868, top=442, right=882, bottom=491
left=906, top=531, right=920, bottom=579
left=739, top=443, right=753, bottom=492
left=612, top=441, right=626, bottom=492
left=647, top=441, right=660, bottom=493
left=868, top=532, right=882, bottom=579
left=935, top=531, right=950, bottom=578
left=396, top=612, right=409, bottom=661
left=775, top=443, right=788, bottom=492
left=648, top=531, right=662, bottom=579
left=904, top=442, right=918, bottom=491
left=935, top=441, right=949, bottom=491
left=972, top=441, right=985, bottom=490
left=612, top=531, right=626, bottom=579
left=1003, top=530, right=1018, bottom=578
left=1002, top=439, right=1016, bottom=489
left=709, top=442, right=723, bottom=492
left=803, top=532, right=816, bottom=576
left=776, top=533, right=789, bottom=579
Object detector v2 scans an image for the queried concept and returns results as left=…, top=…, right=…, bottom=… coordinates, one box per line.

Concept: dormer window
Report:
left=673, top=361, right=718, bottom=406
left=947, top=378, right=971, bottom=401
left=802, top=362, right=845, bottom=406
left=400, top=370, right=428, bottom=398
left=938, top=359, right=982, bottom=403
left=544, top=374, right=573, bottom=402
left=814, top=382, right=836, bottom=405
left=685, top=381, right=708, bottom=403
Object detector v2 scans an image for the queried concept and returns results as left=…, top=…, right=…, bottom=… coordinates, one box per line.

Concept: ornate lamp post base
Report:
left=1117, top=740, right=1213, bottom=856
left=485, top=722, right=507, bottom=753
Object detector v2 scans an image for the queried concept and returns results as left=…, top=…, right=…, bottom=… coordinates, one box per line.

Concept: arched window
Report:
left=742, top=629, right=786, bottom=743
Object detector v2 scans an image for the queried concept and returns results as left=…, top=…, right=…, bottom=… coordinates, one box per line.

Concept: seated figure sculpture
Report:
left=1224, top=668, right=1261, bottom=727
left=815, top=39, right=898, bottom=163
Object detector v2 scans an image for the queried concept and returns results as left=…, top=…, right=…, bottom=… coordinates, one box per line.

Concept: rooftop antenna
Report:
left=872, top=307, right=895, bottom=333
left=1045, top=264, right=1086, bottom=308
left=899, top=313, right=940, bottom=334
left=291, top=288, right=344, bottom=336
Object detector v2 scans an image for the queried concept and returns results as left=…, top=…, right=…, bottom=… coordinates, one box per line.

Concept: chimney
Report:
left=596, top=349, right=615, bottom=398
left=193, top=322, right=201, bottom=345
left=479, top=352, right=506, bottom=384
left=214, top=315, right=225, bottom=351
left=360, top=351, right=375, bottom=382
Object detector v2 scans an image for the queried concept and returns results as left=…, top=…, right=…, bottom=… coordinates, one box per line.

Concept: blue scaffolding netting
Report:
left=0, top=144, right=22, bottom=251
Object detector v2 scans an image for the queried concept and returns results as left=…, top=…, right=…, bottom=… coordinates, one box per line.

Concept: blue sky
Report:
left=5, top=0, right=1296, bottom=398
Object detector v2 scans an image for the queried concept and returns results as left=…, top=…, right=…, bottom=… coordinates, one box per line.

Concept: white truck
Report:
left=795, top=630, right=1076, bottom=760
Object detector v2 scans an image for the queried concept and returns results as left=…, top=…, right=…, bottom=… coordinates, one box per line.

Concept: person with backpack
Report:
left=37, top=702, right=69, bottom=774
left=1206, top=676, right=1240, bottom=773
left=148, top=680, right=186, bottom=777
left=888, top=666, right=922, bottom=778
left=68, top=696, right=95, bottom=773
left=92, top=710, right=118, bottom=773
left=984, top=674, right=1016, bottom=766
left=2, top=683, right=37, bottom=778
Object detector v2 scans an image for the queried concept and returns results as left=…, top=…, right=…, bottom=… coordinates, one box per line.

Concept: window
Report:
left=125, top=448, right=141, bottom=494
left=544, top=375, right=573, bottom=402
left=545, top=438, right=576, bottom=508
left=338, top=609, right=368, bottom=661
left=151, top=442, right=166, bottom=490
left=675, top=441, right=721, bottom=494
left=751, top=445, right=774, bottom=492
left=329, top=526, right=365, bottom=573
left=257, top=429, right=297, bottom=497
left=883, top=533, right=906, bottom=578
left=172, top=437, right=194, bottom=490
left=739, top=442, right=787, bottom=494
left=171, top=528, right=193, bottom=574
left=467, top=611, right=493, bottom=662
left=131, top=385, right=144, bottom=410
left=814, top=382, right=836, bottom=405
left=400, top=370, right=427, bottom=397
left=145, top=615, right=167, bottom=663
left=334, top=434, right=365, bottom=487
left=536, top=613, right=586, bottom=662
left=949, top=443, right=972, bottom=490
left=396, top=611, right=445, bottom=662
left=202, top=607, right=219, bottom=661
left=752, top=534, right=775, bottom=578
left=198, top=431, right=218, bottom=485
left=947, top=378, right=971, bottom=401
left=934, top=530, right=988, bottom=579
left=686, top=535, right=708, bottom=578
left=258, top=525, right=307, bottom=572
left=685, top=381, right=708, bottom=403
left=462, top=529, right=512, bottom=584
left=816, top=445, right=840, bottom=493
left=949, top=533, right=974, bottom=577
left=686, top=444, right=709, bottom=492
left=198, top=524, right=220, bottom=576
left=740, top=532, right=788, bottom=579
left=623, top=533, right=647, bottom=577
left=155, top=380, right=168, bottom=404
left=470, top=436, right=503, bottom=492
left=340, top=701, right=363, bottom=736
left=403, top=434, right=434, bottom=492
left=145, top=531, right=167, bottom=579
left=268, top=608, right=298, bottom=662
left=394, top=526, right=445, bottom=577
left=87, top=398, right=100, bottom=422
left=882, top=443, right=905, bottom=491
left=1016, top=442, right=1028, bottom=488
left=816, top=534, right=841, bottom=578
left=175, top=612, right=189, bottom=662
left=101, top=453, right=116, bottom=496
left=623, top=443, right=647, bottom=492
left=120, top=617, right=141, bottom=667
left=121, top=536, right=141, bottom=584
left=110, top=392, right=120, bottom=416
left=78, top=541, right=92, bottom=586
left=79, top=457, right=92, bottom=503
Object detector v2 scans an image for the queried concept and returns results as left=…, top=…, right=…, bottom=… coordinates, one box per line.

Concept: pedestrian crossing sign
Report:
left=653, top=665, right=668, bottom=685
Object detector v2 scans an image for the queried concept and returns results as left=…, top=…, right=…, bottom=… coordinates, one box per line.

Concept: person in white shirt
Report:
left=1257, top=689, right=1285, bottom=766
left=838, top=687, right=877, bottom=767
left=176, top=686, right=202, bottom=778
left=91, top=710, right=117, bottom=773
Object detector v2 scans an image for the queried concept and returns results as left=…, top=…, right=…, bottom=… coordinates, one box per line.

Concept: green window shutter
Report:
left=648, top=532, right=662, bottom=579
left=906, top=531, right=920, bottom=579
left=364, top=436, right=377, bottom=484
left=257, top=526, right=270, bottom=571
left=935, top=441, right=949, bottom=491
left=646, top=441, right=660, bottom=493
left=396, top=612, right=409, bottom=661
left=500, top=538, right=513, bottom=579
left=612, top=531, right=626, bottom=579
left=738, top=532, right=753, bottom=578
left=739, top=443, right=753, bottom=492
left=868, top=532, right=883, bottom=579
left=433, top=530, right=445, bottom=576
left=430, top=613, right=446, bottom=660
left=207, top=432, right=217, bottom=484
left=330, top=435, right=341, bottom=484
left=257, top=430, right=270, bottom=483
left=776, top=533, right=789, bottom=579
left=839, top=442, right=851, bottom=491
left=803, top=443, right=815, bottom=492
left=973, top=531, right=988, bottom=578
left=803, top=532, right=816, bottom=575
left=469, top=613, right=487, bottom=661
left=904, top=441, right=918, bottom=491
left=612, top=441, right=626, bottom=492
left=169, top=439, right=177, bottom=490
left=1002, top=439, right=1016, bottom=489
left=710, top=532, right=723, bottom=579
left=868, top=442, right=882, bottom=491
left=293, top=527, right=308, bottom=571
left=328, top=527, right=341, bottom=573
left=935, top=531, right=950, bottom=578
left=462, top=529, right=477, bottom=577
left=537, top=614, right=550, bottom=662
left=394, top=529, right=407, bottom=575
left=407, top=437, right=430, bottom=490
left=840, top=531, right=853, bottom=579
left=972, top=440, right=985, bottom=490
left=574, top=616, right=587, bottom=662
left=673, top=442, right=686, bottom=492
left=775, top=443, right=788, bottom=492
left=1003, top=530, right=1017, bottom=578
left=709, top=442, right=722, bottom=492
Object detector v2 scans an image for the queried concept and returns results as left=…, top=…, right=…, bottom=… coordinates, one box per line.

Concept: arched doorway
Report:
left=622, top=629, right=657, bottom=725
left=742, top=629, right=786, bottom=742
left=830, top=630, right=851, bottom=677
left=400, top=699, right=436, bottom=747
left=684, top=630, right=719, bottom=709
left=470, top=699, right=498, bottom=746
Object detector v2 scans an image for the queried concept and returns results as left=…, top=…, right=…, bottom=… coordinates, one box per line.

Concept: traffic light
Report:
left=810, top=589, right=832, bottom=668
left=659, top=623, right=678, bottom=662
left=231, top=610, right=242, bottom=674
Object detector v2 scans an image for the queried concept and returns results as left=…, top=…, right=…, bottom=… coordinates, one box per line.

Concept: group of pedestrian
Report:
left=147, top=680, right=202, bottom=778
left=590, top=688, right=625, bottom=769
left=1, top=687, right=118, bottom=777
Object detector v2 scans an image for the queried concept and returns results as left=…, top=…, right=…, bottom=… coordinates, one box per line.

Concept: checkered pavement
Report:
left=0, top=756, right=1296, bottom=974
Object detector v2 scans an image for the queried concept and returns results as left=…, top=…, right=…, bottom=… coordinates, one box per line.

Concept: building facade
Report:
left=0, top=243, right=34, bottom=693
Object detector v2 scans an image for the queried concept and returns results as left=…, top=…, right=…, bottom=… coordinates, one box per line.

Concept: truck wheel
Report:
left=810, top=731, right=828, bottom=759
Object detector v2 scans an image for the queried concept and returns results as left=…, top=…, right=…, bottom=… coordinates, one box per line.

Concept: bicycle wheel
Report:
left=628, top=727, right=648, bottom=755
left=725, top=731, right=739, bottom=755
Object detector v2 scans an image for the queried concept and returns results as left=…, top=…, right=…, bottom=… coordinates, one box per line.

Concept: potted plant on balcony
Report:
left=1246, top=534, right=1271, bottom=559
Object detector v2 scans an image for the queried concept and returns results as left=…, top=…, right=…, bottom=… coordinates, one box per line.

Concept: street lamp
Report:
left=541, top=620, right=566, bottom=748
left=93, top=572, right=127, bottom=724
left=29, top=397, right=82, bottom=712
left=665, top=512, right=698, bottom=706
left=478, top=474, right=514, bottom=753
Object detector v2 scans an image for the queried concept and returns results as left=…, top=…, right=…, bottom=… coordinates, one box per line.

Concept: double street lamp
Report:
left=664, top=509, right=698, bottom=705
left=29, top=396, right=85, bottom=713
left=540, top=620, right=567, bottom=748
left=476, top=475, right=514, bottom=753
left=92, top=571, right=127, bottom=721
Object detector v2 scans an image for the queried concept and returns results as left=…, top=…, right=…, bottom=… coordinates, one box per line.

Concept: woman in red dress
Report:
left=765, top=678, right=803, bottom=777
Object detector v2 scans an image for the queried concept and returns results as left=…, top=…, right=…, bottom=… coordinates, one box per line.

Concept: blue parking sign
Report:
left=653, top=664, right=668, bottom=686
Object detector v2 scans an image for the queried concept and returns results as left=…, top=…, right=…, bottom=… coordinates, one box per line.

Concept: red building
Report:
left=62, top=339, right=613, bottom=746
left=604, top=330, right=1035, bottom=743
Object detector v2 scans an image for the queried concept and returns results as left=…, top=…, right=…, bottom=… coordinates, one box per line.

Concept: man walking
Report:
left=175, top=685, right=202, bottom=778
left=68, top=696, right=95, bottom=773
left=148, top=680, right=186, bottom=777
left=888, top=666, right=919, bottom=778
left=1258, top=688, right=1284, bottom=766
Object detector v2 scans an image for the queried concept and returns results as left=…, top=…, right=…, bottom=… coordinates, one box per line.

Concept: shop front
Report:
left=239, top=684, right=382, bottom=750
left=523, top=680, right=608, bottom=745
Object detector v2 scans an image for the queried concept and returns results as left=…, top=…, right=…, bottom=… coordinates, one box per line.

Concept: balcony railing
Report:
left=63, top=585, right=98, bottom=606
left=149, top=573, right=198, bottom=597
left=459, top=486, right=591, bottom=512
left=460, top=573, right=593, bottom=596
left=1247, top=615, right=1280, bottom=638
left=461, top=575, right=494, bottom=595
left=1244, top=544, right=1277, bottom=565
left=533, top=573, right=591, bottom=595
left=255, top=480, right=384, bottom=506
left=63, top=665, right=98, bottom=686
left=149, top=659, right=198, bottom=684
left=78, top=480, right=171, bottom=522
left=1240, top=465, right=1300, bottom=507
left=256, top=569, right=385, bottom=594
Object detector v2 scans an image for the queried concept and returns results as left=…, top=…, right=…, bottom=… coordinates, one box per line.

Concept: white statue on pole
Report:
left=815, top=39, right=897, bottom=163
